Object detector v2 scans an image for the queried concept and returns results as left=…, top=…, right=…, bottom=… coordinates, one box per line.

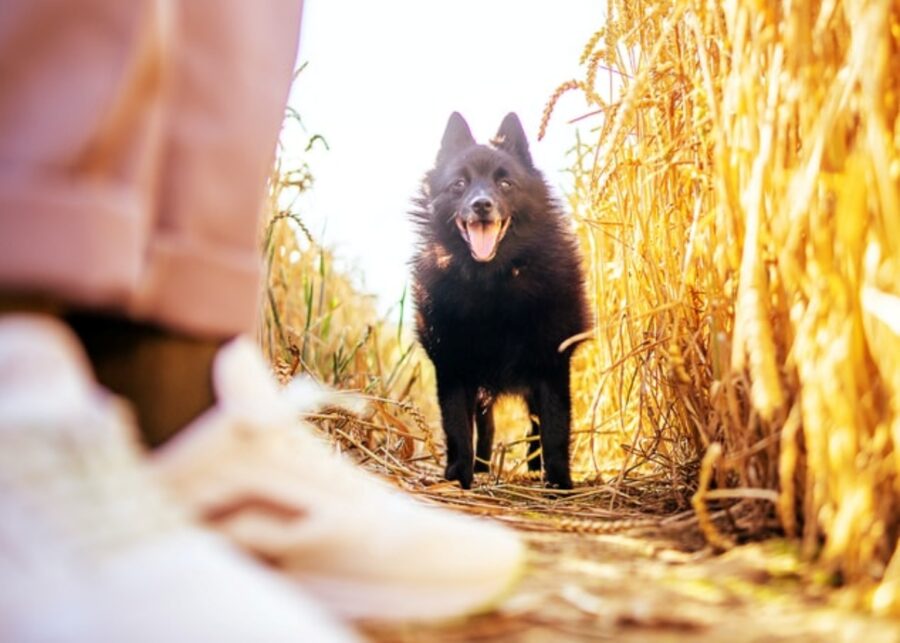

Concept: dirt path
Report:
left=315, top=451, right=900, bottom=642
left=362, top=518, right=900, bottom=642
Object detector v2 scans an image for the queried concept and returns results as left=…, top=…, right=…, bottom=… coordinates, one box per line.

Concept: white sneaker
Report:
left=0, top=315, right=357, bottom=643
left=153, top=337, right=527, bottom=622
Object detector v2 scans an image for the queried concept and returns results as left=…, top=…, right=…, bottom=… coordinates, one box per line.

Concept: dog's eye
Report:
left=498, top=178, right=513, bottom=192
left=450, top=179, right=466, bottom=194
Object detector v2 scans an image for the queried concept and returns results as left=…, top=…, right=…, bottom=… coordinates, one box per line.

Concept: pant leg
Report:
left=0, top=0, right=303, bottom=338
left=129, top=0, right=303, bottom=337
left=0, top=0, right=165, bottom=312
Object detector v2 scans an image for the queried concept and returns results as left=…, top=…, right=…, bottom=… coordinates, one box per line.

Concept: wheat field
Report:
left=264, top=0, right=900, bottom=614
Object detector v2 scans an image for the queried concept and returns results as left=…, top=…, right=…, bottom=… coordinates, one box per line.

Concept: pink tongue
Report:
left=467, top=221, right=501, bottom=260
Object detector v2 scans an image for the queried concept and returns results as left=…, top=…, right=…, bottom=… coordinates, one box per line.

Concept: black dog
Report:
left=411, top=112, right=590, bottom=489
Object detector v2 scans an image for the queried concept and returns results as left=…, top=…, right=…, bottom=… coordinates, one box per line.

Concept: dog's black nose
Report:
left=470, top=197, right=494, bottom=217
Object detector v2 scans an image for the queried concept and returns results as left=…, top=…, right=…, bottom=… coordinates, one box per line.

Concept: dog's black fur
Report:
left=410, top=112, right=590, bottom=489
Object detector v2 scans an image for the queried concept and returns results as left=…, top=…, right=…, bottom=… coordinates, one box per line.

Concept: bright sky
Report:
left=287, top=1, right=605, bottom=314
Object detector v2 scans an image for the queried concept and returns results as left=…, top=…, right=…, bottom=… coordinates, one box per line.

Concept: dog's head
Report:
left=423, top=112, right=541, bottom=264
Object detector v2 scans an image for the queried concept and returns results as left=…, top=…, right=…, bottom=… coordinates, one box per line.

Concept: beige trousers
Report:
left=0, top=0, right=302, bottom=337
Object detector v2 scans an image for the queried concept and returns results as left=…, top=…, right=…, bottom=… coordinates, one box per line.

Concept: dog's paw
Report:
left=545, top=469, right=573, bottom=491
left=473, top=459, right=490, bottom=474
left=445, top=461, right=473, bottom=489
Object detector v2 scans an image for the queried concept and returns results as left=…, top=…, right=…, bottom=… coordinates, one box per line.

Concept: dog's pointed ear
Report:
left=494, top=113, right=534, bottom=169
left=437, top=112, right=475, bottom=164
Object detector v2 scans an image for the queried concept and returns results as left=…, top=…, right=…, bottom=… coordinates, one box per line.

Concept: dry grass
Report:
left=540, top=0, right=900, bottom=613
left=259, top=122, right=443, bottom=468
left=264, top=0, right=900, bottom=616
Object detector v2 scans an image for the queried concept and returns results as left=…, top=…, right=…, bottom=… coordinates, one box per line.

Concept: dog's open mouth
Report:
left=455, top=217, right=511, bottom=262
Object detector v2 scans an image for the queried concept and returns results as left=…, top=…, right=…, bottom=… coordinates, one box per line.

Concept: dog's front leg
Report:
left=438, top=383, right=475, bottom=489
left=536, top=373, right=574, bottom=489
left=474, top=396, right=495, bottom=474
